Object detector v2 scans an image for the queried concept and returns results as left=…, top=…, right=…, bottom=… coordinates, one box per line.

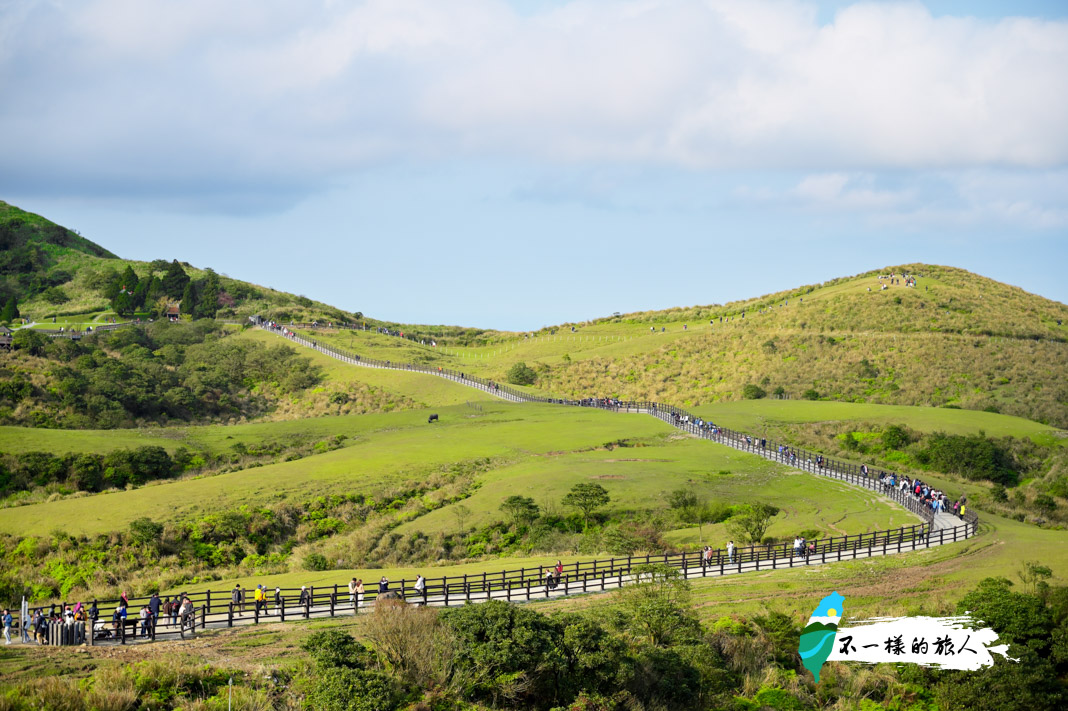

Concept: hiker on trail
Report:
left=703, top=546, right=714, bottom=567
left=162, top=597, right=173, bottom=625
left=179, top=597, right=193, bottom=628
left=354, top=580, right=364, bottom=609
left=89, top=601, right=99, bottom=629
left=414, top=575, right=426, bottom=604
left=299, top=586, right=311, bottom=607
left=254, top=585, right=266, bottom=614
left=274, top=587, right=282, bottom=613
left=232, top=584, right=245, bottom=615
left=378, top=577, right=389, bottom=594
left=545, top=568, right=556, bottom=590
left=149, top=593, right=161, bottom=623
left=727, top=540, right=735, bottom=563
left=555, top=560, right=564, bottom=584
left=139, top=606, right=151, bottom=637
left=2, top=609, right=11, bottom=645
left=170, top=597, right=180, bottom=627
left=348, top=578, right=358, bottom=605
left=113, top=602, right=127, bottom=635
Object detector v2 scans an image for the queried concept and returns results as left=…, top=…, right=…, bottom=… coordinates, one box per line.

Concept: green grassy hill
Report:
left=0, top=200, right=359, bottom=324
left=296, top=264, right=1068, bottom=427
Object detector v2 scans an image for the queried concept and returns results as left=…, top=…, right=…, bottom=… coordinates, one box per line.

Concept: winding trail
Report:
left=28, top=322, right=980, bottom=648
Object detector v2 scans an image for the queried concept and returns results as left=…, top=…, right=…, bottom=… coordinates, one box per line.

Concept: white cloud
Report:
left=0, top=0, right=1066, bottom=206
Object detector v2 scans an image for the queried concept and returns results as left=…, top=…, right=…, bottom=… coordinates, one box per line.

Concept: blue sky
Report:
left=2, top=1, right=1066, bottom=330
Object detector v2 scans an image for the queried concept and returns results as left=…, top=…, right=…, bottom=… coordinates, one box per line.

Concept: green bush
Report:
left=304, top=667, right=401, bottom=711
left=506, top=361, right=537, bottom=386
left=881, top=424, right=912, bottom=450
left=304, top=552, right=330, bottom=571
left=742, top=384, right=766, bottom=400
left=801, top=389, right=819, bottom=400
left=301, top=629, right=371, bottom=669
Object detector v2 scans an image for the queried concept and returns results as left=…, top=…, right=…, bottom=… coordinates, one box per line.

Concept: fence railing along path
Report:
left=24, top=320, right=979, bottom=646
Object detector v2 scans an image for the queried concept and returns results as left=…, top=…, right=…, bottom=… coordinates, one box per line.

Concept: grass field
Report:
left=235, top=328, right=499, bottom=408
left=0, top=404, right=675, bottom=536
left=691, top=399, right=1067, bottom=444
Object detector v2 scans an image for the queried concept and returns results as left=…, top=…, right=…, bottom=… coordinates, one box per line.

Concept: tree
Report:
left=196, top=270, right=221, bottom=319
left=802, top=389, right=820, bottom=400
left=506, top=361, right=537, bottom=386
left=500, top=495, right=539, bottom=531
left=612, top=564, right=701, bottom=647
left=1, top=296, right=19, bottom=322
left=452, top=503, right=471, bottom=532
left=725, top=502, right=780, bottom=544
left=668, top=487, right=698, bottom=510
left=563, top=482, right=610, bottom=530
left=12, top=329, right=47, bottom=356
left=181, top=281, right=197, bottom=318
left=161, top=259, right=190, bottom=299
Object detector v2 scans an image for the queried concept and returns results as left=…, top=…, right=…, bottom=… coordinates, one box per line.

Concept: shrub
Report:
left=506, top=362, right=537, bottom=386
left=801, top=389, right=819, bottom=400
left=304, top=552, right=329, bottom=571
left=742, top=384, right=766, bottom=400
left=881, top=424, right=912, bottom=450
left=301, top=629, right=371, bottom=669
left=304, top=667, right=401, bottom=711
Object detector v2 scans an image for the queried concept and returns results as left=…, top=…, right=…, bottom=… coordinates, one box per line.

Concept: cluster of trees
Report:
left=96, top=260, right=228, bottom=318
left=0, top=321, right=321, bottom=428
left=841, top=423, right=1021, bottom=486
left=0, top=446, right=181, bottom=496
left=303, top=567, right=757, bottom=710
left=295, top=567, right=1068, bottom=710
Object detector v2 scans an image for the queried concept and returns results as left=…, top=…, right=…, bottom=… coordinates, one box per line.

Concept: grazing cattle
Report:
left=428, top=414, right=439, bottom=423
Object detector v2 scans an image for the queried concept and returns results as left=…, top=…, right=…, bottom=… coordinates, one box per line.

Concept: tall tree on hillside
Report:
left=196, top=270, right=221, bottom=319
left=181, top=281, right=197, bottom=318
left=0, top=296, right=18, bottom=322
left=563, top=483, right=611, bottom=530
left=119, top=265, right=139, bottom=295
left=161, top=259, right=190, bottom=299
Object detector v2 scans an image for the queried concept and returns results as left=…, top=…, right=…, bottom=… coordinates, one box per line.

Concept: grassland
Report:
left=691, top=400, right=1067, bottom=444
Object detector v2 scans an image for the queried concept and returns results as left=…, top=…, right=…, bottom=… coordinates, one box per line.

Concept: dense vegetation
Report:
left=0, top=321, right=321, bottom=428
left=0, top=201, right=116, bottom=313
left=2, top=569, right=1064, bottom=711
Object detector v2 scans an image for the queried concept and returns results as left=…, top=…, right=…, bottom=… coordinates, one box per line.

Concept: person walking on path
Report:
left=231, top=584, right=244, bottom=616
left=554, top=560, right=564, bottom=586
left=274, top=587, right=282, bottom=614
left=298, top=586, right=311, bottom=608
left=414, top=575, right=426, bottom=604
left=354, top=580, right=364, bottom=610
left=545, top=568, right=556, bottom=590
left=378, top=577, right=389, bottom=594
left=727, top=540, right=735, bottom=564
left=169, top=597, right=179, bottom=627
left=3, top=609, right=12, bottom=645
left=149, top=593, right=161, bottom=626
left=348, top=578, right=358, bottom=606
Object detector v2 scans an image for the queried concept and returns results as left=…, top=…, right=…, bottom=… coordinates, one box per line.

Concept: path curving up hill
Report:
left=28, top=322, right=980, bottom=648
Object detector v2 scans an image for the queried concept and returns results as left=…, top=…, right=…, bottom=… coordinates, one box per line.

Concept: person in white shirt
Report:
left=413, top=575, right=426, bottom=605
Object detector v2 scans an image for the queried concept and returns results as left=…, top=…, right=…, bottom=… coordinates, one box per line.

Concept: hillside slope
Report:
left=300, top=264, right=1068, bottom=426
left=0, top=200, right=359, bottom=324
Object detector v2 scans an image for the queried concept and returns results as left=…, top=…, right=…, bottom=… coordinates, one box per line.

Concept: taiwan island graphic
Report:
left=799, top=591, right=844, bottom=682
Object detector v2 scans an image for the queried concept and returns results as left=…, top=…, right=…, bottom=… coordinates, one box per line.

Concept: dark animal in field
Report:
left=428, top=414, right=439, bottom=423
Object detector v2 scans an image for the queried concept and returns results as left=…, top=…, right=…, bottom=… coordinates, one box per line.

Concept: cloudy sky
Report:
left=2, top=0, right=1066, bottom=329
